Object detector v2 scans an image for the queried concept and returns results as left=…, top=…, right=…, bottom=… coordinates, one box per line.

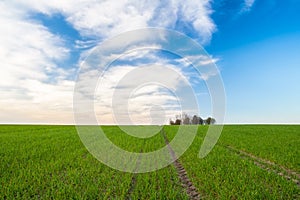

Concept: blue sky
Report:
left=0, top=0, right=299, bottom=124
left=208, top=0, right=300, bottom=123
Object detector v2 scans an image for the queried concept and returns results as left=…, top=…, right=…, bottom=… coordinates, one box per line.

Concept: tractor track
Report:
left=161, top=128, right=201, bottom=200
left=125, top=173, right=138, bottom=200
left=125, top=151, right=142, bottom=200
left=225, top=145, right=300, bottom=188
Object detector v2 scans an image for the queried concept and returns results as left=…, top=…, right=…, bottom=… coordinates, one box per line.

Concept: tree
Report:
left=182, top=113, right=190, bottom=125
left=191, top=115, right=204, bottom=125
left=169, top=113, right=183, bottom=125
left=211, top=118, right=216, bottom=124
left=174, top=119, right=181, bottom=125
left=199, top=117, right=204, bottom=125
left=169, top=113, right=213, bottom=126
left=191, top=115, right=199, bottom=125
left=205, top=117, right=216, bottom=125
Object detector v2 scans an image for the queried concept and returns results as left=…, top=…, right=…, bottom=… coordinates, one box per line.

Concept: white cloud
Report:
left=245, top=0, right=255, bottom=8
left=0, top=1, right=216, bottom=124
left=176, top=0, right=216, bottom=43
left=0, top=2, right=68, bottom=86
left=0, top=79, right=75, bottom=124
left=93, top=64, right=192, bottom=125
left=11, top=0, right=216, bottom=42
left=0, top=2, right=74, bottom=124
left=74, top=44, right=205, bottom=125
left=241, top=0, right=256, bottom=12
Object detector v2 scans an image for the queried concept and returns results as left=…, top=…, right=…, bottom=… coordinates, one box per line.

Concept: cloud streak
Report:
left=241, top=0, right=256, bottom=13
left=12, top=0, right=216, bottom=43
left=0, top=1, right=217, bottom=124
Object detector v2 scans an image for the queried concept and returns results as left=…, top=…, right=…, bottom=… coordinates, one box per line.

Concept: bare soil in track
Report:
left=126, top=128, right=203, bottom=200
left=161, top=129, right=201, bottom=200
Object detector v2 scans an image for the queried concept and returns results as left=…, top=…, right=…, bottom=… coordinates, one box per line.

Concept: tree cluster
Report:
left=169, top=113, right=216, bottom=125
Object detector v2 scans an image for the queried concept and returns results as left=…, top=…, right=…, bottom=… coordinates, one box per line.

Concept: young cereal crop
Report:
left=0, top=125, right=299, bottom=199
left=164, top=125, right=300, bottom=199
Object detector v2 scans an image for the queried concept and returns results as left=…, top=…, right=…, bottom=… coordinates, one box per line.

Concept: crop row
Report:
left=1, top=125, right=299, bottom=199
left=164, top=125, right=300, bottom=199
left=0, top=125, right=187, bottom=199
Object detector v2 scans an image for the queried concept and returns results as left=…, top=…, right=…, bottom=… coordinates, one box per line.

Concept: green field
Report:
left=0, top=125, right=299, bottom=199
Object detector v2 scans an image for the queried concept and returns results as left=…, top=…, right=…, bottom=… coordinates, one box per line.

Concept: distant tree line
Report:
left=169, top=113, right=216, bottom=125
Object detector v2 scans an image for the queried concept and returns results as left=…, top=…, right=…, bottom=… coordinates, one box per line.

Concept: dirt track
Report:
left=161, top=128, right=201, bottom=200
left=225, top=145, right=300, bottom=187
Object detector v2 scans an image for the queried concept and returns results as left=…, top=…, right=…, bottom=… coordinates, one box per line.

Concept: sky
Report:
left=0, top=0, right=299, bottom=124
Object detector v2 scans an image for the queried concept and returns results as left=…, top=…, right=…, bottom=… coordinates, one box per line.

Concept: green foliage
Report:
left=0, top=125, right=299, bottom=199
left=0, top=125, right=187, bottom=199
left=219, top=125, right=300, bottom=171
left=165, top=125, right=300, bottom=199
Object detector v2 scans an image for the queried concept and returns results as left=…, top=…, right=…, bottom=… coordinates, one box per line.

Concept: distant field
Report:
left=0, top=125, right=299, bottom=199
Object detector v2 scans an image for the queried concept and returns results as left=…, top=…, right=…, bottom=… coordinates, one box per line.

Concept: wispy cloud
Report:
left=0, top=2, right=74, bottom=124
left=0, top=1, right=216, bottom=124
left=241, top=0, right=256, bottom=13
left=79, top=48, right=206, bottom=125
left=12, top=0, right=216, bottom=43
